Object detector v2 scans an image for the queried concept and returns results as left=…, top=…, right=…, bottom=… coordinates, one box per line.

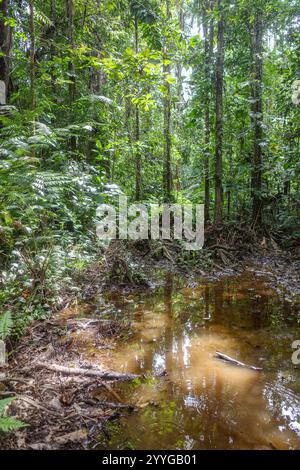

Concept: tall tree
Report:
left=250, top=5, right=264, bottom=226
left=203, top=0, right=214, bottom=224
left=66, top=0, right=76, bottom=104
left=28, top=0, right=36, bottom=159
left=129, top=0, right=159, bottom=200
left=134, top=12, right=142, bottom=200
left=66, top=0, right=76, bottom=152
left=163, top=0, right=172, bottom=202
left=0, top=0, right=11, bottom=104
left=214, top=0, right=225, bottom=225
left=29, top=0, right=36, bottom=113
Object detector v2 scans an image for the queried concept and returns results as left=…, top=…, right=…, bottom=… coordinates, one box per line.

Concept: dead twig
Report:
left=215, top=351, right=263, bottom=371
left=102, top=382, right=123, bottom=403
left=14, top=394, right=61, bottom=415
left=88, top=399, right=135, bottom=410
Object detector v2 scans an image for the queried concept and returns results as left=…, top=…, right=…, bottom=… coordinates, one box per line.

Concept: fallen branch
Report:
left=2, top=376, right=31, bottom=385
left=215, top=351, right=263, bottom=371
left=8, top=394, right=61, bottom=415
left=102, top=382, right=123, bottom=403
left=209, top=244, right=237, bottom=252
left=35, top=362, right=140, bottom=381
left=51, top=318, right=115, bottom=326
left=87, top=399, right=135, bottom=410
left=163, top=245, right=174, bottom=262
left=29, top=429, right=88, bottom=450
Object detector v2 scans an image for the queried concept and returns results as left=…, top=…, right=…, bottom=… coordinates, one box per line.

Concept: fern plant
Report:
left=0, top=311, right=13, bottom=341
left=0, top=398, right=27, bottom=433
left=0, top=314, right=26, bottom=433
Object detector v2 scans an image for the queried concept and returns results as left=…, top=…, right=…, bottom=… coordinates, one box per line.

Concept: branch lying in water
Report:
left=35, top=363, right=141, bottom=381
left=215, top=351, right=263, bottom=371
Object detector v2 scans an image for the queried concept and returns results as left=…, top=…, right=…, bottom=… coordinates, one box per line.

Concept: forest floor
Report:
left=1, top=227, right=300, bottom=449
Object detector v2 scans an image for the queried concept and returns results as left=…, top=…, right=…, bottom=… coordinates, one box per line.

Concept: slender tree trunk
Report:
left=283, top=113, right=291, bottom=198
left=135, top=101, right=142, bottom=200
left=49, top=0, right=56, bottom=98
left=66, top=0, right=75, bottom=104
left=227, top=149, right=233, bottom=218
left=283, top=140, right=291, bottom=198
left=214, top=0, right=225, bottom=225
left=203, top=0, right=214, bottom=225
left=29, top=0, right=36, bottom=113
left=227, top=190, right=231, bottom=216
left=176, top=1, right=185, bottom=111
left=134, top=15, right=142, bottom=201
left=251, top=9, right=264, bottom=226
left=163, top=0, right=172, bottom=202
left=66, top=0, right=76, bottom=152
left=173, top=1, right=185, bottom=196
left=0, top=0, right=11, bottom=104
left=283, top=180, right=290, bottom=196
left=29, top=0, right=36, bottom=159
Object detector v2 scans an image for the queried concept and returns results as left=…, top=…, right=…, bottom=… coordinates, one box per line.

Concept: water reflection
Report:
left=97, top=273, right=300, bottom=450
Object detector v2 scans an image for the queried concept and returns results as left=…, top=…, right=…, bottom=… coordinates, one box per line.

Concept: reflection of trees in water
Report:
left=214, top=282, right=224, bottom=322
left=209, top=276, right=292, bottom=330
left=164, top=273, right=174, bottom=374
left=106, top=274, right=300, bottom=449
left=204, top=285, right=210, bottom=319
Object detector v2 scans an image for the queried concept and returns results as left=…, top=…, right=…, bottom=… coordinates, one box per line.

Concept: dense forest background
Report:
left=0, top=0, right=300, bottom=335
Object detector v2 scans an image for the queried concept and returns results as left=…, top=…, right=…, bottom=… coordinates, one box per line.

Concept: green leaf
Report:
left=0, top=416, right=27, bottom=432
left=0, top=311, right=13, bottom=340
left=0, top=397, right=16, bottom=414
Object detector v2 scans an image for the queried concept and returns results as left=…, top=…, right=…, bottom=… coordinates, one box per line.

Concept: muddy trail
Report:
left=1, top=262, right=300, bottom=450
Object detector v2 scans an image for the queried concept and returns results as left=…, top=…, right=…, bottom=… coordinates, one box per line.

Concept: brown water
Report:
left=94, top=272, right=300, bottom=450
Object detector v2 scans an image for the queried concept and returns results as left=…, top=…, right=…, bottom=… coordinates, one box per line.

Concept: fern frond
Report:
left=0, top=416, right=27, bottom=432
left=0, top=398, right=27, bottom=432
left=83, top=94, right=114, bottom=105
left=33, top=9, right=54, bottom=27
left=32, top=171, right=72, bottom=197
left=0, top=311, right=13, bottom=340
left=0, top=397, right=15, bottom=414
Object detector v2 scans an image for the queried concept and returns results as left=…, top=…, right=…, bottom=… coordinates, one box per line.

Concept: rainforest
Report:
left=0, top=0, right=300, bottom=455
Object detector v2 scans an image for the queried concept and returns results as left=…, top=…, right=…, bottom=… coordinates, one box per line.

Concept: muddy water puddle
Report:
left=92, top=272, right=300, bottom=450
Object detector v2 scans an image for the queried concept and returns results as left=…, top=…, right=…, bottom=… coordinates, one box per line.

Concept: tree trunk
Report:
left=49, top=0, right=57, bottom=98
left=214, top=0, right=225, bottom=225
left=251, top=9, right=264, bottom=227
left=176, top=1, right=185, bottom=111
left=173, top=1, right=185, bottom=196
left=29, top=0, right=36, bottom=113
left=29, top=0, right=36, bottom=159
left=0, top=0, right=11, bottom=104
left=203, top=0, right=214, bottom=225
left=163, top=0, right=172, bottom=202
left=134, top=15, right=142, bottom=201
left=66, top=0, right=76, bottom=104
left=65, top=0, right=76, bottom=152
